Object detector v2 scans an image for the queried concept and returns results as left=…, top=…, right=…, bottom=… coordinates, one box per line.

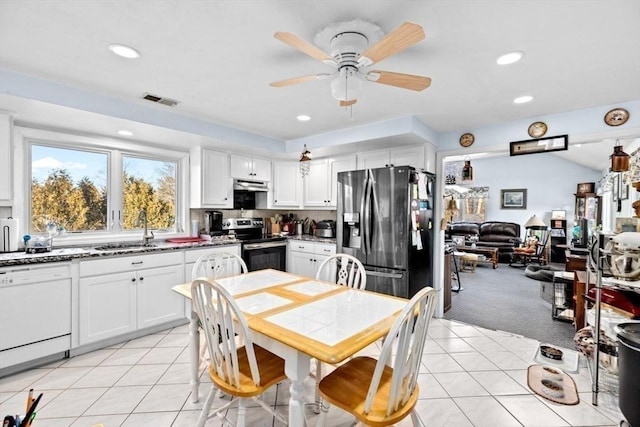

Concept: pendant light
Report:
left=610, top=139, right=630, bottom=172
left=299, top=144, right=312, bottom=177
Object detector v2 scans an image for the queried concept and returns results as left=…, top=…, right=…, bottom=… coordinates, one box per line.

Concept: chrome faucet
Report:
left=137, top=209, right=155, bottom=245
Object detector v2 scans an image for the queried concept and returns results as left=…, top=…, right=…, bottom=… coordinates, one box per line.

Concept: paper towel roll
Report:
left=0, top=217, right=19, bottom=252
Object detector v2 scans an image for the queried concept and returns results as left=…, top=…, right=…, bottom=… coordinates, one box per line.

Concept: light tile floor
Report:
left=0, top=318, right=624, bottom=426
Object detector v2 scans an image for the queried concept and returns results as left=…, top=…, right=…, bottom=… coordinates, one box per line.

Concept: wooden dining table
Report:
left=172, top=268, right=409, bottom=426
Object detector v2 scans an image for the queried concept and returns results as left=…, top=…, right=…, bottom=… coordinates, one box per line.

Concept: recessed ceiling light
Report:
left=497, top=51, right=523, bottom=65
left=108, top=44, right=141, bottom=59
left=296, top=115, right=311, bottom=122
left=513, top=95, right=533, bottom=104
left=575, top=144, right=582, bottom=148
left=117, top=130, right=134, bottom=136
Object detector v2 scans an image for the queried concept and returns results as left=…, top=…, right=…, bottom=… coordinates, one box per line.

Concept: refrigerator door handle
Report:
left=363, top=171, right=372, bottom=255
left=365, top=270, right=404, bottom=279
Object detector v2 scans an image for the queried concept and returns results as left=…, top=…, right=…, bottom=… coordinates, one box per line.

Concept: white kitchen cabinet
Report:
left=79, top=251, right=184, bottom=345
left=357, top=145, right=426, bottom=170
left=303, top=155, right=356, bottom=208
left=190, top=147, right=232, bottom=208
left=230, top=154, right=271, bottom=181
left=287, top=240, right=336, bottom=277
left=272, top=161, right=302, bottom=208
left=0, top=113, right=13, bottom=205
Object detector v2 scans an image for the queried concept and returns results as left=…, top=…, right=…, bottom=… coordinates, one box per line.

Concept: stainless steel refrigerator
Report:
left=337, top=166, right=435, bottom=298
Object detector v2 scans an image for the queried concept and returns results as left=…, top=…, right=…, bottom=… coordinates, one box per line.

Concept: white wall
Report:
left=459, top=152, right=601, bottom=239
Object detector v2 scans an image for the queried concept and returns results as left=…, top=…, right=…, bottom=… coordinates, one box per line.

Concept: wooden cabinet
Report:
left=230, top=154, right=270, bottom=181
left=272, top=161, right=302, bottom=208
left=357, top=145, right=426, bottom=170
left=303, top=155, right=356, bottom=208
left=190, top=147, right=232, bottom=208
left=79, top=252, right=184, bottom=345
left=0, top=113, right=13, bottom=205
left=287, top=240, right=336, bottom=277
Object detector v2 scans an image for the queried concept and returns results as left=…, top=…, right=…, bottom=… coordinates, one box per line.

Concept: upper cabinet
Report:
left=357, top=145, right=426, bottom=170
left=271, top=161, right=302, bottom=208
left=190, top=147, right=232, bottom=208
left=303, top=155, right=356, bottom=208
left=230, top=154, right=271, bottom=181
left=0, top=114, right=13, bottom=205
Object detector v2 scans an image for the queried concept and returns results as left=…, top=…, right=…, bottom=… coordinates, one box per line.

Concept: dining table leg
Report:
left=189, top=308, right=200, bottom=403
left=284, top=349, right=312, bottom=426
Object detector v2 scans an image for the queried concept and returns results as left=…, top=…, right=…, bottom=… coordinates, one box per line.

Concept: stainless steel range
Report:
left=222, top=218, right=287, bottom=271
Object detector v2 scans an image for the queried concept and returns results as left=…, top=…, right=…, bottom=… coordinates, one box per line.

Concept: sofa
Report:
left=446, top=221, right=522, bottom=262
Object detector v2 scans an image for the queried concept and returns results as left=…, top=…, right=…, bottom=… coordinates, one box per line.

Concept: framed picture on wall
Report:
left=613, top=174, right=620, bottom=201
left=500, top=188, right=527, bottom=209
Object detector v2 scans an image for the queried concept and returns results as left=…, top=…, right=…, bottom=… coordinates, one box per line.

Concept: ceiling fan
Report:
left=270, top=20, right=431, bottom=107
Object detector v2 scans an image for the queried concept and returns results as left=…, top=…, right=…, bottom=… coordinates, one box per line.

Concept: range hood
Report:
left=233, top=179, right=269, bottom=192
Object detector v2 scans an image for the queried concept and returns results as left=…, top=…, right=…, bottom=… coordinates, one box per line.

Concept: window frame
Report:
left=19, top=126, right=189, bottom=245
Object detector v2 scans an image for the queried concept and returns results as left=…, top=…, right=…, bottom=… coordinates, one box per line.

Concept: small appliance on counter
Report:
left=608, top=232, right=640, bottom=281
left=204, top=210, right=224, bottom=236
left=315, top=220, right=335, bottom=238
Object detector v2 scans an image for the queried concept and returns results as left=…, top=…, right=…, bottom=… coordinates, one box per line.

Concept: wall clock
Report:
left=604, top=108, right=630, bottom=126
left=528, top=121, right=547, bottom=138
left=459, top=133, right=474, bottom=147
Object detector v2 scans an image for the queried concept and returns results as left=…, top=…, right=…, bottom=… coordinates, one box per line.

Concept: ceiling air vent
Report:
left=142, top=93, right=179, bottom=107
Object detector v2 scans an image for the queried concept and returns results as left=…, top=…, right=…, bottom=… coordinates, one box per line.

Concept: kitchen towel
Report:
left=0, top=217, right=19, bottom=252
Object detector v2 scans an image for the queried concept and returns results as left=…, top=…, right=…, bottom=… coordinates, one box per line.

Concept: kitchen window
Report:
left=23, top=127, right=188, bottom=238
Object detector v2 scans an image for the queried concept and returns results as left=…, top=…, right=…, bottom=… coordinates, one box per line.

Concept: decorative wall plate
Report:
left=459, top=133, right=474, bottom=147
left=604, top=108, right=630, bottom=126
left=528, top=121, right=548, bottom=138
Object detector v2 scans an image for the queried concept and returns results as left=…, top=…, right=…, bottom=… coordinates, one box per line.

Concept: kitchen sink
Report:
left=94, top=242, right=158, bottom=251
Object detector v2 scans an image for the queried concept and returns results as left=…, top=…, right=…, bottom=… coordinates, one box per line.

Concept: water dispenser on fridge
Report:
left=342, top=212, right=360, bottom=249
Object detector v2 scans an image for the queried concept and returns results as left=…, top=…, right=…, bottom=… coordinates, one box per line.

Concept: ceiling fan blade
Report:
left=358, top=22, right=425, bottom=67
left=366, top=70, right=431, bottom=91
left=274, top=32, right=336, bottom=66
left=270, top=73, right=331, bottom=87
left=340, top=99, right=357, bottom=107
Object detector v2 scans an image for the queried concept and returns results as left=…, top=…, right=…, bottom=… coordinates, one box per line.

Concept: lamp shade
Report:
left=524, top=214, right=546, bottom=229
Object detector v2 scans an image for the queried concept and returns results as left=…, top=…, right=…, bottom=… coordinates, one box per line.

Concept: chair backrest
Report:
left=191, top=251, right=248, bottom=281
left=191, top=278, right=261, bottom=387
left=364, top=286, right=437, bottom=416
left=535, top=229, right=551, bottom=256
left=316, top=253, right=367, bottom=290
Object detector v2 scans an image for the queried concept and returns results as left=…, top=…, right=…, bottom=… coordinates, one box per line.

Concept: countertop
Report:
left=286, top=235, right=337, bottom=244
left=0, top=238, right=241, bottom=267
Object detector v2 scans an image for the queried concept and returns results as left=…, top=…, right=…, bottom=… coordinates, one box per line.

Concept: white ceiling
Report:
left=0, top=0, right=639, bottom=164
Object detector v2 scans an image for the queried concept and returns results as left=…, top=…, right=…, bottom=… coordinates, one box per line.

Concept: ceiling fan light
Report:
left=330, top=68, right=363, bottom=101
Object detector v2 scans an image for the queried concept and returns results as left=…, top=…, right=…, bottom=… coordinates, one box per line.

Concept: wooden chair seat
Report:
left=319, top=356, right=419, bottom=427
left=208, top=344, right=286, bottom=398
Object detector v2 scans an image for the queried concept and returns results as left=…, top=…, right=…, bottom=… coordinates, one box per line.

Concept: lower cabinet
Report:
left=79, top=252, right=184, bottom=345
left=287, top=240, right=336, bottom=278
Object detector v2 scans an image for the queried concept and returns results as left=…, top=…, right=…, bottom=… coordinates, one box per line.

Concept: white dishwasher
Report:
left=0, top=263, right=72, bottom=372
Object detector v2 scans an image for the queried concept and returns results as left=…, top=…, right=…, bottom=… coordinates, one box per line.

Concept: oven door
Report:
left=242, top=241, right=287, bottom=272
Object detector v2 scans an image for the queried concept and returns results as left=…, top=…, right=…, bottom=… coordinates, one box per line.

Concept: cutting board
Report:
left=166, top=237, right=205, bottom=243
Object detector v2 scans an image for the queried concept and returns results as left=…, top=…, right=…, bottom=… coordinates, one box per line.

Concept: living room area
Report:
left=440, top=135, right=639, bottom=349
